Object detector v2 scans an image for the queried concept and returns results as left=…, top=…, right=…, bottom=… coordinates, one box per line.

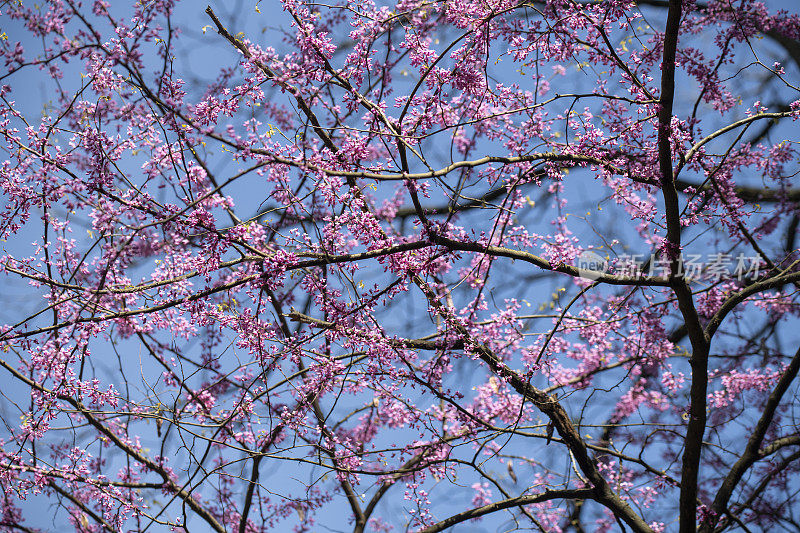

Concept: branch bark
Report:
left=701, top=346, right=800, bottom=532
left=418, top=489, right=595, bottom=533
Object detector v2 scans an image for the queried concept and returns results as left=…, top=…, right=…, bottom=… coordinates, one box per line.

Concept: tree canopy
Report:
left=1, top=0, right=799, bottom=531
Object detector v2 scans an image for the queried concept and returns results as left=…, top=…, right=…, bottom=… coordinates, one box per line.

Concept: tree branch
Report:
left=418, top=489, right=595, bottom=533
left=702, top=345, right=800, bottom=531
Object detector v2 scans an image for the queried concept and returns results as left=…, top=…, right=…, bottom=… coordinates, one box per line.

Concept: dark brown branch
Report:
left=429, top=234, right=671, bottom=286
left=412, top=278, right=655, bottom=533
left=0, top=358, right=227, bottom=533
left=653, top=1, right=712, bottom=531
left=706, top=269, right=800, bottom=339
left=702, top=346, right=800, bottom=532
left=674, top=179, right=800, bottom=204
left=724, top=449, right=800, bottom=530
left=49, top=482, right=116, bottom=533
left=418, top=489, right=595, bottom=533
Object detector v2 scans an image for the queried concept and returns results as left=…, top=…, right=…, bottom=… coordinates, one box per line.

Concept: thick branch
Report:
left=702, top=346, right=800, bottom=531
left=412, top=277, right=655, bottom=533
left=428, top=235, right=671, bottom=286
left=653, top=1, right=712, bottom=531
left=418, top=489, right=595, bottom=533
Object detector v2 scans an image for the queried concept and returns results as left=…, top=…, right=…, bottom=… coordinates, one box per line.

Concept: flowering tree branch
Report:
left=1, top=0, right=799, bottom=531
